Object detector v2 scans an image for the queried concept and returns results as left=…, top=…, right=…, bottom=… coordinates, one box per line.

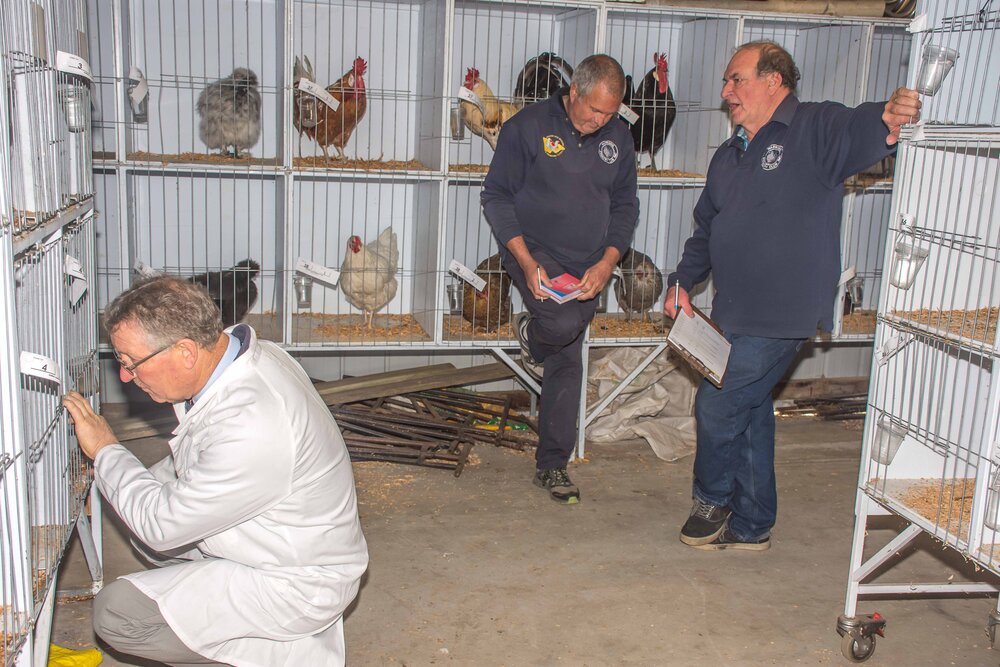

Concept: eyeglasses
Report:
left=112, top=343, right=174, bottom=377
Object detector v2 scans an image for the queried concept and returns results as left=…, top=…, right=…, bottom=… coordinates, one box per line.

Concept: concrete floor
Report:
left=51, top=416, right=1000, bottom=666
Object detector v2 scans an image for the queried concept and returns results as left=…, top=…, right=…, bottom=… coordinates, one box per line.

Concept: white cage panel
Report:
left=837, top=187, right=892, bottom=339
left=741, top=17, right=869, bottom=107
left=4, top=0, right=94, bottom=231
left=126, top=171, right=281, bottom=339
left=291, top=176, right=439, bottom=346
left=866, top=24, right=911, bottom=104
left=605, top=9, right=737, bottom=175
left=293, top=0, right=447, bottom=168
left=87, top=0, right=117, bottom=158
left=92, top=169, right=122, bottom=312
left=62, top=214, right=98, bottom=403
left=880, top=138, right=1000, bottom=351
left=449, top=0, right=597, bottom=169
left=910, top=1, right=1000, bottom=126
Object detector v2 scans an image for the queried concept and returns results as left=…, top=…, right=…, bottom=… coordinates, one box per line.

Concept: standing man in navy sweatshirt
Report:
left=482, top=54, right=639, bottom=504
left=665, top=41, right=921, bottom=548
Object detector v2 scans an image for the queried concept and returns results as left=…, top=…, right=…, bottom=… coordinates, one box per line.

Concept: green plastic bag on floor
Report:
left=48, top=644, right=102, bottom=666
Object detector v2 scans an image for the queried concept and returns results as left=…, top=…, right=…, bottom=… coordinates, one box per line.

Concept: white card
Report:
left=448, top=259, right=486, bottom=293
left=907, top=13, right=928, bottom=33
left=297, top=78, right=339, bottom=112
left=64, top=254, right=86, bottom=280
left=618, top=104, right=638, bottom=125
left=876, top=332, right=913, bottom=367
left=64, top=254, right=88, bottom=305
left=457, top=87, right=483, bottom=109
left=838, top=267, right=856, bottom=287
left=56, top=51, right=92, bottom=81
left=296, top=257, right=340, bottom=287
left=20, top=351, right=61, bottom=385
left=128, top=65, right=148, bottom=103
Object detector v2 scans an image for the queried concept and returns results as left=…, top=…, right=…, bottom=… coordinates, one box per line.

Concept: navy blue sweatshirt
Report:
left=668, top=95, right=894, bottom=338
left=481, top=88, right=640, bottom=277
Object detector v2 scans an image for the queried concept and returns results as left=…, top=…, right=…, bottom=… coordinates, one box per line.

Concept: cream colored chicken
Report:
left=339, top=227, right=398, bottom=328
left=460, top=67, right=522, bottom=150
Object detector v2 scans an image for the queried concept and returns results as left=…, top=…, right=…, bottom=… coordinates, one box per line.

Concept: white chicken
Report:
left=339, top=227, right=398, bottom=328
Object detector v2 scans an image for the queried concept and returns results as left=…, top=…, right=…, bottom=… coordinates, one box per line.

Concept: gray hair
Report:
left=105, top=275, right=223, bottom=349
left=737, top=40, right=800, bottom=93
left=572, top=54, right=627, bottom=100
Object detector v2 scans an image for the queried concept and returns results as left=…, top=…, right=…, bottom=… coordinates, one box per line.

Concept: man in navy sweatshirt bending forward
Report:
left=482, top=54, right=639, bottom=504
left=665, top=40, right=921, bottom=549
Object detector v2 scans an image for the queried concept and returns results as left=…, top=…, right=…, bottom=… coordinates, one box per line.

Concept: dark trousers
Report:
left=693, top=334, right=804, bottom=540
left=503, top=250, right=598, bottom=470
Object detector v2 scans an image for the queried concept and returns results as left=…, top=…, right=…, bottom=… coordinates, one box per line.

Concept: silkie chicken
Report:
left=297, top=56, right=368, bottom=161
left=339, top=228, right=398, bottom=328
left=462, top=253, right=512, bottom=333
left=513, top=52, right=574, bottom=105
left=623, top=53, right=676, bottom=171
left=197, top=68, right=262, bottom=158
left=614, top=248, right=663, bottom=322
left=189, top=258, right=260, bottom=327
left=459, top=67, right=522, bottom=150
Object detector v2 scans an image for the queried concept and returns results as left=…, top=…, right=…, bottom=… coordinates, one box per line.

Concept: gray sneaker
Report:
left=691, top=527, right=771, bottom=551
left=533, top=467, right=580, bottom=504
left=679, top=498, right=731, bottom=546
left=513, top=312, right=543, bottom=381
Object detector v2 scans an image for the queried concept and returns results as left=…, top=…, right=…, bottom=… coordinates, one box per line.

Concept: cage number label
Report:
left=618, top=104, right=638, bottom=125
left=128, top=65, right=149, bottom=104
left=64, top=254, right=88, bottom=305
left=448, top=259, right=486, bottom=293
left=875, top=332, right=913, bottom=367
left=296, top=257, right=339, bottom=287
left=457, top=87, right=483, bottom=110
left=56, top=51, right=92, bottom=82
left=20, top=351, right=61, bottom=385
left=838, top=267, right=856, bottom=287
left=297, top=79, right=339, bottom=112
left=907, top=13, right=928, bottom=33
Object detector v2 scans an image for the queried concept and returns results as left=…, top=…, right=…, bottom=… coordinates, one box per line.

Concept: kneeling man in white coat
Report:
left=63, top=275, right=368, bottom=667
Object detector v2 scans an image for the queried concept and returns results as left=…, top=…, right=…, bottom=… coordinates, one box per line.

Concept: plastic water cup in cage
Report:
left=294, top=275, right=313, bottom=309
left=446, top=283, right=462, bottom=315
left=915, top=44, right=959, bottom=96
left=871, top=415, right=907, bottom=465
left=888, top=240, right=929, bottom=290
left=60, top=86, right=88, bottom=132
left=450, top=105, right=465, bottom=141
left=987, top=490, right=1000, bottom=531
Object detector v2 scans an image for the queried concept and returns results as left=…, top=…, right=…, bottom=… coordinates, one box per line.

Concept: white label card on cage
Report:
left=64, top=254, right=86, bottom=280
left=457, top=87, right=483, bottom=109
left=56, top=51, right=92, bottom=82
left=618, top=104, right=639, bottom=125
left=128, top=65, right=149, bottom=103
left=838, top=267, right=856, bottom=287
left=297, top=79, right=339, bottom=112
left=909, top=121, right=926, bottom=143
left=64, top=255, right=88, bottom=304
left=448, top=259, right=486, bottom=293
left=295, top=258, right=339, bottom=287
left=907, top=13, right=928, bottom=33
left=20, top=351, right=62, bottom=385
left=875, top=332, right=913, bottom=366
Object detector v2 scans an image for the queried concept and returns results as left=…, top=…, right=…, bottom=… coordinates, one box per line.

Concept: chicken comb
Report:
left=354, top=57, right=368, bottom=75
left=654, top=52, right=668, bottom=69
left=466, top=67, right=480, bottom=82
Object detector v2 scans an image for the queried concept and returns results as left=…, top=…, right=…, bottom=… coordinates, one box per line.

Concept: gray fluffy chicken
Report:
left=197, top=68, right=262, bottom=158
left=614, top=249, right=663, bottom=322
left=462, top=253, right=512, bottom=332
left=189, top=258, right=260, bottom=327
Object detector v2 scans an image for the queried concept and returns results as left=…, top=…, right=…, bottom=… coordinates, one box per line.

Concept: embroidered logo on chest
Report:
left=543, top=135, right=566, bottom=157
left=761, top=144, right=784, bottom=171
left=598, top=140, right=619, bottom=164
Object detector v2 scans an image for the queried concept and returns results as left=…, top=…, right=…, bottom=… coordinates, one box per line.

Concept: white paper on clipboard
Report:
left=667, top=307, right=731, bottom=388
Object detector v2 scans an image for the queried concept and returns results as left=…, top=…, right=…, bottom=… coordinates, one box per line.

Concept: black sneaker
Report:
left=533, top=467, right=580, bottom=504
left=513, top=312, right=543, bottom=381
left=691, top=527, right=771, bottom=552
left=679, top=499, right=732, bottom=546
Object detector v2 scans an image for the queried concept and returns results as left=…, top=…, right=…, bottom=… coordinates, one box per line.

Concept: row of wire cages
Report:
left=2, top=0, right=94, bottom=236
left=860, top=131, right=1000, bottom=569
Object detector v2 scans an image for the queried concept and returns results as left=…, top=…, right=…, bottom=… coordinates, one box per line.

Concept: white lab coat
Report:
left=94, top=326, right=368, bottom=666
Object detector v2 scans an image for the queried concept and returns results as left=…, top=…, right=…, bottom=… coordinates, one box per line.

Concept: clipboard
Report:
left=666, top=305, right=731, bottom=388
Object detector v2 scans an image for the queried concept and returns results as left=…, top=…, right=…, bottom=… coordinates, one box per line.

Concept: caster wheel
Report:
left=841, top=632, right=876, bottom=662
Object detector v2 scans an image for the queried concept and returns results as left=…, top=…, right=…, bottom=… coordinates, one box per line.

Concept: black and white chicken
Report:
left=614, top=249, right=663, bottom=322
left=623, top=53, right=676, bottom=171
left=514, top=52, right=574, bottom=105
left=197, top=68, right=262, bottom=158
left=190, top=259, right=260, bottom=327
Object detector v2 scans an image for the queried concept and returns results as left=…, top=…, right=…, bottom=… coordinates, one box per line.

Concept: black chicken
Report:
left=462, top=253, right=512, bottom=333
left=190, top=259, right=260, bottom=327
left=514, top=52, right=574, bottom=105
left=623, top=53, right=676, bottom=172
left=614, top=249, right=663, bottom=322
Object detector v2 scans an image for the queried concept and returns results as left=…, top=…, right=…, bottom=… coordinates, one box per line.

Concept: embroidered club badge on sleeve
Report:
left=598, top=140, right=619, bottom=164
left=543, top=135, right=566, bottom=157
left=761, top=144, right=783, bottom=171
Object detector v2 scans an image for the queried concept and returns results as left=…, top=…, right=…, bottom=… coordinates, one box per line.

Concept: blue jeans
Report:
left=693, top=334, right=804, bottom=541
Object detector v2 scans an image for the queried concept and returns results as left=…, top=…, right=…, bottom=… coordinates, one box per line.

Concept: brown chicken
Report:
left=297, top=56, right=368, bottom=161
left=459, top=68, right=521, bottom=150
left=339, top=227, right=398, bottom=328
left=462, top=253, right=512, bottom=332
